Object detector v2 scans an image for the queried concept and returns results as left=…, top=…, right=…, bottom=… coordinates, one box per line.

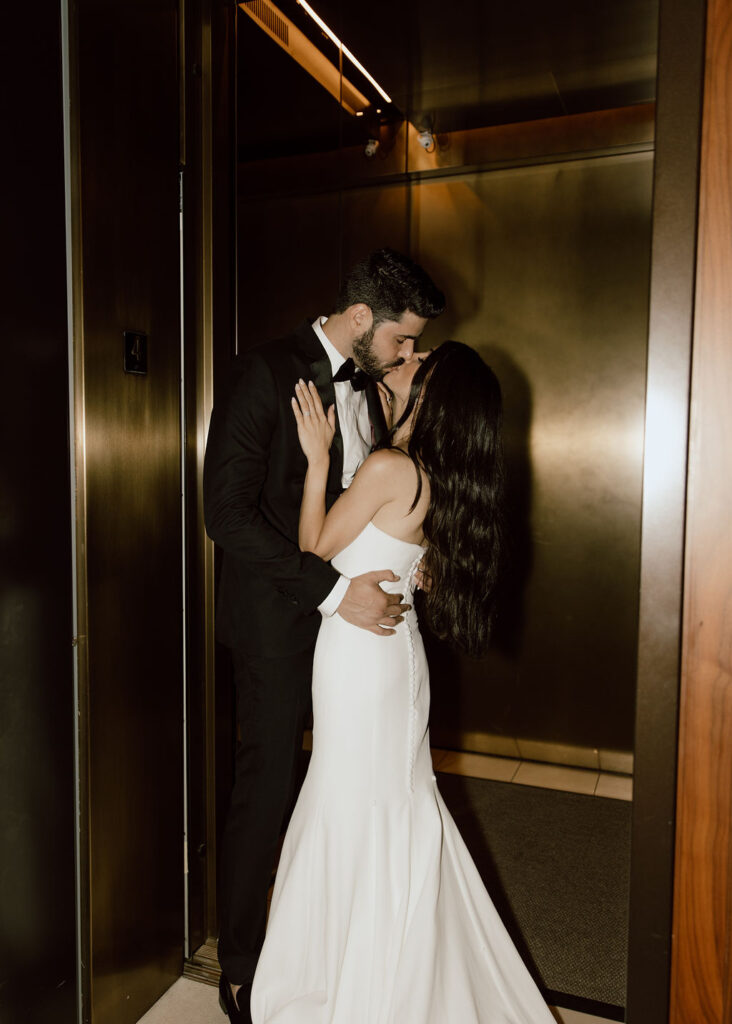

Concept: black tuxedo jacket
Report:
left=203, top=320, right=386, bottom=657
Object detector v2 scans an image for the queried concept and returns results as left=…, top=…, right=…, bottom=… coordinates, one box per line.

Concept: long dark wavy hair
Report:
left=377, top=341, right=504, bottom=657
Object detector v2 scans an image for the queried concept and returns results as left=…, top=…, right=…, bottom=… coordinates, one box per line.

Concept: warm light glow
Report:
left=296, top=0, right=392, bottom=104
left=239, top=0, right=370, bottom=116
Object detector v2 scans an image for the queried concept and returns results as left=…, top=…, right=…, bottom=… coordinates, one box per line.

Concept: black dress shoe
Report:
left=218, top=973, right=252, bottom=1024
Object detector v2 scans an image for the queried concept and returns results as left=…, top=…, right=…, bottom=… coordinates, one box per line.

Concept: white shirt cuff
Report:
left=318, top=575, right=350, bottom=617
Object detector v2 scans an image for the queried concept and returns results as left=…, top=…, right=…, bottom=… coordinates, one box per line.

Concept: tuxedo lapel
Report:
left=295, top=321, right=344, bottom=494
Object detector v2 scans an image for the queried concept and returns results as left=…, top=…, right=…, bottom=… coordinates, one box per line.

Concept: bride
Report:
left=249, top=342, right=555, bottom=1023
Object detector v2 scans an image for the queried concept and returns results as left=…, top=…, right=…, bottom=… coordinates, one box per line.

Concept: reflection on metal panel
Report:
left=413, top=155, right=651, bottom=752
left=72, top=0, right=184, bottom=1020
left=340, top=186, right=410, bottom=272
left=238, top=191, right=341, bottom=349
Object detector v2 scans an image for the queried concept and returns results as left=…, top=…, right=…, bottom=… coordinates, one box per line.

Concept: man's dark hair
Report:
left=335, top=248, right=446, bottom=325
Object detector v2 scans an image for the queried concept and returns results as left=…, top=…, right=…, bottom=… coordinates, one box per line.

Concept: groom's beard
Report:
left=353, top=325, right=403, bottom=381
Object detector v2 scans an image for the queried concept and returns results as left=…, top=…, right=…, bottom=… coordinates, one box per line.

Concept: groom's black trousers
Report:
left=217, top=644, right=314, bottom=986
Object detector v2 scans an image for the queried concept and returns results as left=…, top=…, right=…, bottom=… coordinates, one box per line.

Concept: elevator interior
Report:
left=4, top=0, right=712, bottom=1021
left=188, top=0, right=709, bottom=1015
left=232, top=0, right=658, bottom=759
left=198, top=0, right=660, bottom=1019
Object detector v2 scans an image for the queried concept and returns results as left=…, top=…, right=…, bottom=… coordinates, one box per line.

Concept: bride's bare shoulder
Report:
left=359, top=447, right=429, bottom=505
left=358, top=447, right=412, bottom=482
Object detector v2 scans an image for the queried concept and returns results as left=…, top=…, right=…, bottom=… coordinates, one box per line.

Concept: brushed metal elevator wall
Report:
left=0, top=3, right=77, bottom=1021
left=73, top=1, right=183, bottom=1020
left=238, top=153, right=651, bottom=754
left=413, top=157, right=651, bottom=753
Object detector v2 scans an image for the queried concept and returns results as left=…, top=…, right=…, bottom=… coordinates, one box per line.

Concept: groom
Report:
left=203, top=248, right=445, bottom=1023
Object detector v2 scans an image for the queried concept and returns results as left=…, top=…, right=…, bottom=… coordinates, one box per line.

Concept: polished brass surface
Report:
left=238, top=105, right=655, bottom=199
left=627, top=0, right=708, bottom=1019
left=182, top=0, right=221, bottom=953
left=411, top=0, right=658, bottom=131
left=340, top=185, right=410, bottom=271
left=413, top=154, right=652, bottom=752
left=70, top=0, right=185, bottom=1021
left=403, top=105, right=654, bottom=177
left=238, top=189, right=341, bottom=346
left=0, top=3, right=78, bottom=1022
left=64, top=1, right=91, bottom=1018
left=238, top=183, right=410, bottom=349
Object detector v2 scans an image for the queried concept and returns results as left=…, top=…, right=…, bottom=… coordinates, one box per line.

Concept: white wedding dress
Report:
left=250, top=522, right=555, bottom=1023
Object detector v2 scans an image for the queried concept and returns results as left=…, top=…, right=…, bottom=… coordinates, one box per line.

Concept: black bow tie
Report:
left=332, top=357, right=368, bottom=392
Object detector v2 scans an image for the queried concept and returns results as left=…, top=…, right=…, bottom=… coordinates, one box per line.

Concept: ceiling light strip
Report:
left=296, top=0, right=392, bottom=104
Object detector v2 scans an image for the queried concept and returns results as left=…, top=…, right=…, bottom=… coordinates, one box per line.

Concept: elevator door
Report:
left=69, top=0, right=185, bottom=1021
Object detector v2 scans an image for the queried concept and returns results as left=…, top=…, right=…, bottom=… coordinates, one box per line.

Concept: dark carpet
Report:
left=436, top=773, right=630, bottom=1020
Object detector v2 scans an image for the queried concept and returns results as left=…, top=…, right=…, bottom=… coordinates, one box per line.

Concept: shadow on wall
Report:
left=487, top=347, right=534, bottom=660
left=414, top=156, right=650, bottom=756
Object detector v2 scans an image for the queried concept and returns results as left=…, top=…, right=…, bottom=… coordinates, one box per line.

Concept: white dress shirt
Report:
left=312, top=316, right=372, bottom=616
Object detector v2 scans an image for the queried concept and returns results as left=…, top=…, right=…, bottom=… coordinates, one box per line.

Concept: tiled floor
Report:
left=137, top=978, right=220, bottom=1023
left=305, top=732, right=633, bottom=801
left=136, top=977, right=618, bottom=1024
left=431, top=747, right=633, bottom=801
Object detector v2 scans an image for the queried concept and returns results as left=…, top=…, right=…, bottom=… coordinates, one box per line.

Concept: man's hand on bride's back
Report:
left=336, top=571, right=410, bottom=636
left=291, top=379, right=335, bottom=465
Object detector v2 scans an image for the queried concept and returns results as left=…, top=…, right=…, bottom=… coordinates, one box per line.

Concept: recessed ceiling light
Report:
left=296, top=0, right=392, bottom=104
left=239, top=0, right=371, bottom=115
